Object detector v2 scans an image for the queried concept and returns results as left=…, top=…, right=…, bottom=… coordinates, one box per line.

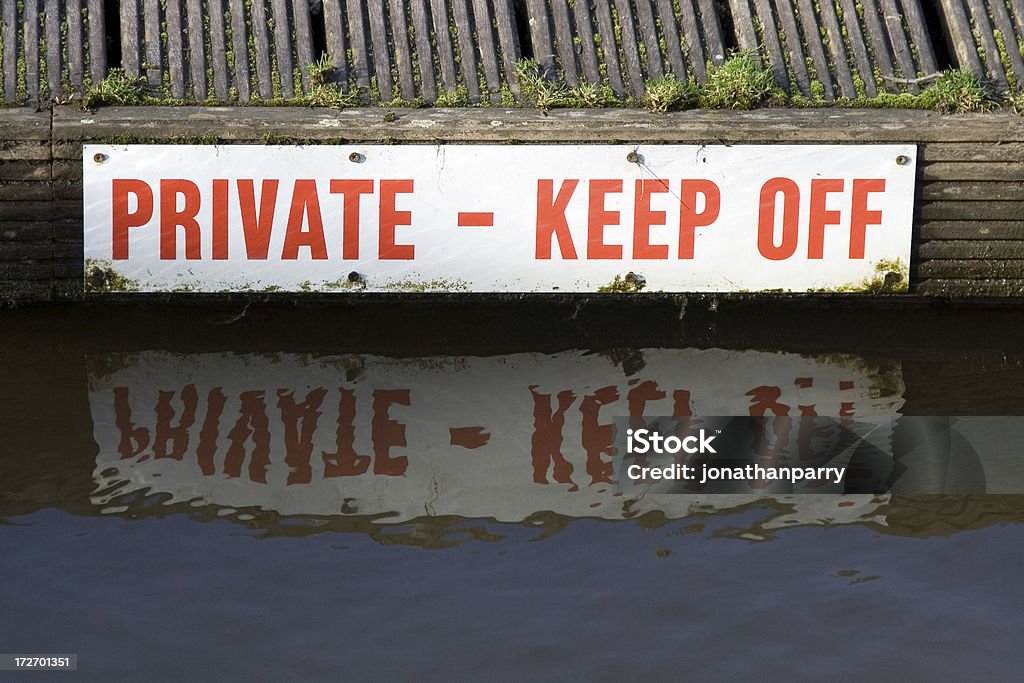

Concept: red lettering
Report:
left=225, top=391, right=271, bottom=483
left=197, top=388, right=227, bottom=476
left=808, top=179, right=844, bottom=259
left=535, top=179, right=579, bottom=259
left=628, top=380, right=666, bottom=417
left=679, top=180, right=721, bottom=259
left=111, top=179, right=153, bottom=260
left=323, top=390, right=371, bottom=477
left=371, top=389, right=410, bottom=475
left=379, top=180, right=415, bottom=260
left=278, top=388, right=327, bottom=485
left=633, top=179, right=669, bottom=259
left=237, top=179, right=279, bottom=260
left=113, top=387, right=150, bottom=458
left=757, top=178, right=800, bottom=261
left=212, top=179, right=229, bottom=260
left=159, top=179, right=202, bottom=260
left=153, top=385, right=198, bottom=460
left=282, top=180, right=328, bottom=260
left=580, top=386, right=618, bottom=485
left=330, top=179, right=374, bottom=260
left=850, top=178, right=885, bottom=258
left=529, top=387, right=577, bottom=488
left=588, top=179, right=622, bottom=259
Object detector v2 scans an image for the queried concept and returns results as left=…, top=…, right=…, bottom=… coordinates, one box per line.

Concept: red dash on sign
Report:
left=458, top=212, right=494, bottom=227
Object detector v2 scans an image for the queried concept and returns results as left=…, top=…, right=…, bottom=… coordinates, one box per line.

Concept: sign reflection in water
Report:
left=88, top=348, right=904, bottom=528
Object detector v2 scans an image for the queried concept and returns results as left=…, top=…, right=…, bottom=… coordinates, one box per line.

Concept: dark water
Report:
left=3, top=300, right=1024, bottom=680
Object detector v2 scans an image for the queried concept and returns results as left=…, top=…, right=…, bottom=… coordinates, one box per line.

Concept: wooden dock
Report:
left=1, top=1, right=1023, bottom=106
left=2, top=106, right=1024, bottom=300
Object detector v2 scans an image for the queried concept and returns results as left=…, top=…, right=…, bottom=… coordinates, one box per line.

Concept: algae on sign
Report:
left=84, top=259, right=140, bottom=292
left=598, top=272, right=648, bottom=293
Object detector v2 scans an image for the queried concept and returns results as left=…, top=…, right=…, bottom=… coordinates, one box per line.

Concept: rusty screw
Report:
left=349, top=152, right=364, bottom=163
left=93, top=152, right=108, bottom=163
left=896, top=154, right=909, bottom=166
left=626, top=151, right=640, bottom=163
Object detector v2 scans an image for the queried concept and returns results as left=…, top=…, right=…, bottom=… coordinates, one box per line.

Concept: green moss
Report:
left=699, top=50, right=782, bottom=109
left=643, top=74, right=697, bottom=112
left=381, top=277, right=470, bottom=292
left=597, top=272, right=647, bottom=293
left=809, top=259, right=910, bottom=294
left=85, top=259, right=141, bottom=293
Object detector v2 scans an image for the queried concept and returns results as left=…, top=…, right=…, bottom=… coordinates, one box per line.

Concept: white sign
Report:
left=89, top=349, right=904, bottom=525
left=83, top=144, right=916, bottom=293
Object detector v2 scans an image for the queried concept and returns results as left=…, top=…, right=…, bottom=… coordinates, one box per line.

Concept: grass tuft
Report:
left=698, top=50, right=780, bottom=110
left=81, top=69, right=148, bottom=109
left=643, top=75, right=697, bottom=113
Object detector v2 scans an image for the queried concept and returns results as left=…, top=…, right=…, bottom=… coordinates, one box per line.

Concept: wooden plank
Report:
left=592, top=0, right=626, bottom=96
left=250, top=0, right=275, bottom=99
left=366, top=2, right=395, bottom=100
left=965, top=0, right=1007, bottom=89
left=344, top=0, right=372, bottom=95
left=86, top=0, right=106, bottom=84
left=0, top=222, right=51, bottom=241
left=917, top=279, right=1024, bottom=297
left=695, top=0, right=725, bottom=65
left=858, top=0, right=897, bottom=90
left=2, top=0, right=18, bottom=102
left=450, top=0, right=482, bottom=102
left=270, top=0, right=295, bottom=98
left=67, top=0, right=87, bottom=93
left=0, top=182, right=51, bottom=200
left=900, top=0, right=938, bottom=75
left=654, top=0, right=687, bottom=79
left=634, top=0, right=664, bottom=81
left=119, top=0, right=140, bottom=79
left=989, top=0, right=1024, bottom=85
left=228, top=0, right=252, bottom=101
left=0, top=201, right=59, bottom=219
left=922, top=181, right=1024, bottom=201
left=750, top=0, right=788, bottom=90
left=919, top=240, right=1024, bottom=259
left=50, top=106, right=1024, bottom=144
left=44, top=0, right=61, bottom=99
left=321, top=0, right=350, bottom=88
left=185, top=0, right=208, bottom=100
left=0, top=141, right=50, bottom=161
left=729, top=0, right=760, bottom=59
left=23, top=0, right=39, bottom=103
left=570, top=0, right=604, bottom=85
left=794, top=0, right=835, bottom=99
left=940, top=0, right=983, bottom=76
left=773, top=0, right=812, bottom=95
left=612, top=0, right=646, bottom=97
left=409, top=0, right=437, bottom=102
left=208, top=0, right=230, bottom=100
left=143, top=0, right=163, bottom=87
left=292, top=0, right=315, bottom=92
left=388, top=0, right=417, bottom=101
left=0, top=161, right=49, bottom=181
left=471, top=0, right=503, bottom=100
left=428, top=0, right=459, bottom=93
left=525, top=0, right=556, bottom=76
left=922, top=142, right=1024, bottom=162
left=918, top=260, right=1024, bottom=278
left=920, top=221, right=1024, bottom=240
left=548, top=0, right=581, bottom=86
left=923, top=163, right=1024, bottom=181
left=165, top=0, right=187, bottom=98
left=493, top=0, right=522, bottom=96
left=878, top=0, right=919, bottom=90
left=837, top=0, right=877, bottom=97
left=921, top=201, right=1024, bottom=220
left=815, top=0, right=855, bottom=98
